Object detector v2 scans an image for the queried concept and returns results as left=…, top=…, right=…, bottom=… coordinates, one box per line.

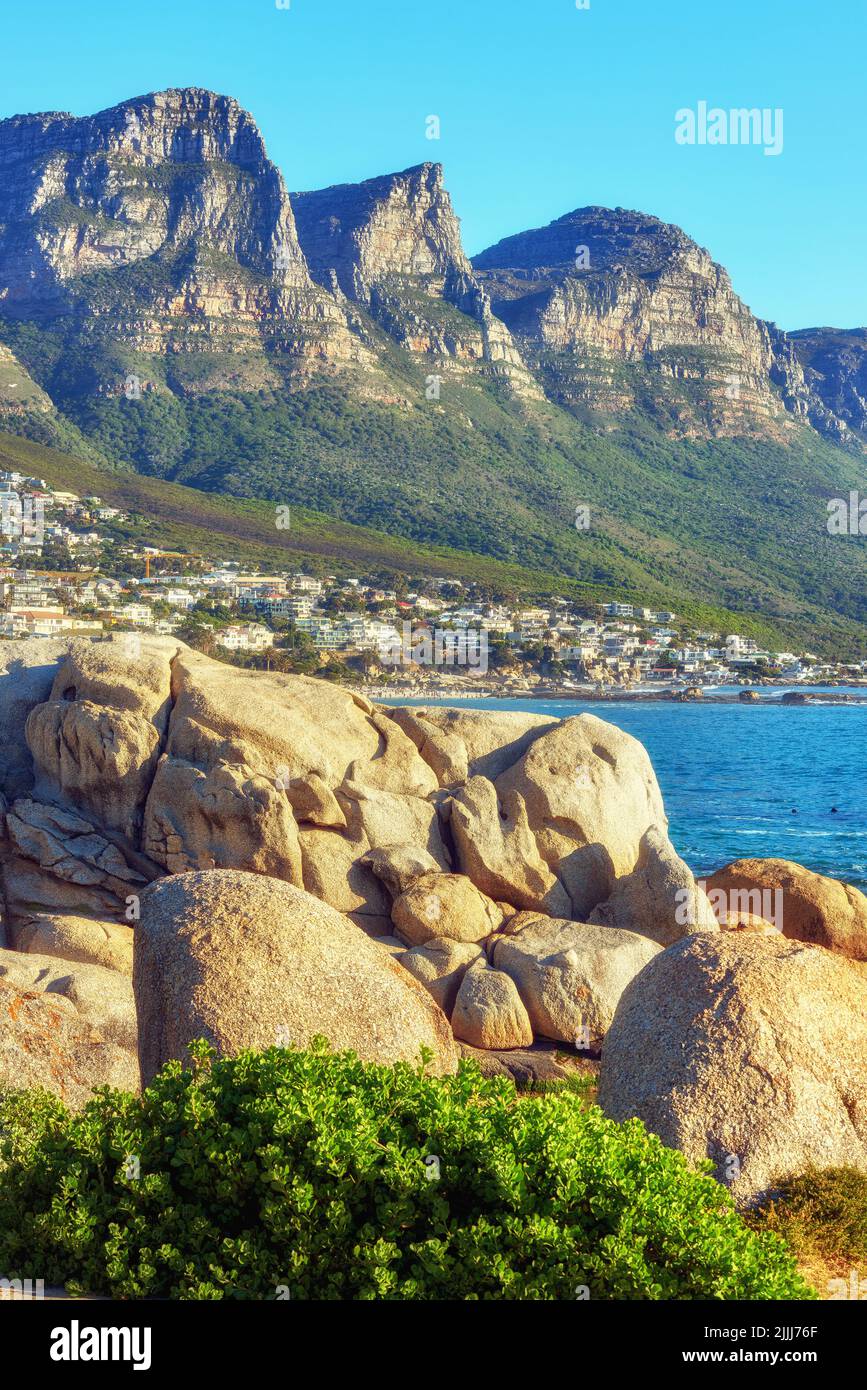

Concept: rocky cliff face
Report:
left=0, top=89, right=364, bottom=388
left=0, top=87, right=860, bottom=444
left=788, top=328, right=867, bottom=440
left=293, top=163, right=472, bottom=298
left=474, top=207, right=804, bottom=438
left=292, top=163, right=538, bottom=394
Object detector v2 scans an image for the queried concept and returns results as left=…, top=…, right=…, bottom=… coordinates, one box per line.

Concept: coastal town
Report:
left=2, top=469, right=865, bottom=698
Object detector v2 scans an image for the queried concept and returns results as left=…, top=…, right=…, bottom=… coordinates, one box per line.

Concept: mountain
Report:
left=0, top=88, right=363, bottom=389
left=473, top=206, right=810, bottom=439
left=291, top=163, right=538, bottom=396
left=0, top=87, right=865, bottom=651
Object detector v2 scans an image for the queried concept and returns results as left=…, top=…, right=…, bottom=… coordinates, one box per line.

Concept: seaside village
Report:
left=2, top=470, right=864, bottom=694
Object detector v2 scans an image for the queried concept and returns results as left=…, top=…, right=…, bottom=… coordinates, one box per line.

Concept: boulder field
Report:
left=1, top=635, right=865, bottom=1203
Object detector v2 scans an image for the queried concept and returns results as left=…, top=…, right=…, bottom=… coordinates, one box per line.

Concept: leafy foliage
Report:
left=0, top=1043, right=813, bottom=1301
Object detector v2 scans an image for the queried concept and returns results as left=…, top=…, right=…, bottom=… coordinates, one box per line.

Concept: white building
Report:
left=216, top=624, right=275, bottom=653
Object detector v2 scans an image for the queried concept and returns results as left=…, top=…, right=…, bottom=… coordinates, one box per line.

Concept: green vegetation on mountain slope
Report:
left=2, top=303, right=866, bottom=655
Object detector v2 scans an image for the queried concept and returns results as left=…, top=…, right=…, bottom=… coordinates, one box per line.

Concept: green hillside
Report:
left=1, top=427, right=866, bottom=658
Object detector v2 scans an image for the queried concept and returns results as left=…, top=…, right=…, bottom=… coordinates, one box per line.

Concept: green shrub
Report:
left=748, top=1167, right=867, bottom=1268
left=0, top=1041, right=814, bottom=1300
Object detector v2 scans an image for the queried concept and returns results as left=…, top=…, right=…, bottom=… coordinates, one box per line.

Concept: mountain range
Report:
left=0, top=87, right=865, bottom=650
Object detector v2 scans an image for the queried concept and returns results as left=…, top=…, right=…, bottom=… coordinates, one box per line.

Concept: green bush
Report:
left=748, top=1166, right=867, bottom=1268
left=0, top=1041, right=813, bottom=1300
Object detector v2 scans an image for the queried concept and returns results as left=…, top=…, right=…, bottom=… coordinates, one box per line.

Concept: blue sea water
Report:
left=386, top=696, right=867, bottom=889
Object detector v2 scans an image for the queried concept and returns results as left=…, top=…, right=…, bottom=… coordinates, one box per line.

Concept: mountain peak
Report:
left=0, top=85, right=320, bottom=312
left=292, top=160, right=468, bottom=298
left=473, top=204, right=699, bottom=278
left=0, top=87, right=270, bottom=171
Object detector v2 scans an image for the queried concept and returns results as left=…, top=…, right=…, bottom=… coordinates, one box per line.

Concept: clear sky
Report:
left=1, top=0, right=864, bottom=330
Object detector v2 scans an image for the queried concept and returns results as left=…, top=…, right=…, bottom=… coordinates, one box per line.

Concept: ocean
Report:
left=384, top=694, right=867, bottom=890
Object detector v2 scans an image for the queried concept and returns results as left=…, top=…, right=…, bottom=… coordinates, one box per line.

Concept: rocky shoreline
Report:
left=364, top=682, right=867, bottom=705
left=1, top=635, right=865, bottom=1209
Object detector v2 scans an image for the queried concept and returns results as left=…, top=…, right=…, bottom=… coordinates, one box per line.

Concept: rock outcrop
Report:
left=133, top=870, right=460, bottom=1084
left=3, top=625, right=864, bottom=1229
left=2, top=797, right=151, bottom=921
left=447, top=775, right=572, bottom=915
left=598, top=933, right=867, bottom=1205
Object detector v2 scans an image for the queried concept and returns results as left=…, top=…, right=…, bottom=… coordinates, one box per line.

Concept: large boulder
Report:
left=589, top=828, right=719, bottom=946
left=451, top=958, right=534, bottom=1050
left=387, top=706, right=555, bottom=785
left=11, top=911, right=134, bottom=973
left=494, top=714, right=669, bottom=919
left=140, top=649, right=438, bottom=877
left=0, top=976, right=139, bottom=1109
left=706, top=858, right=867, bottom=960
left=163, top=649, right=434, bottom=794
left=391, top=872, right=503, bottom=946
left=491, top=915, right=661, bottom=1048
left=25, top=637, right=175, bottom=841
left=447, top=776, right=572, bottom=914
left=356, top=710, right=439, bottom=797
left=598, top=933, right=867, bottom=1205
left=133, top=870, right=459, bottom=1085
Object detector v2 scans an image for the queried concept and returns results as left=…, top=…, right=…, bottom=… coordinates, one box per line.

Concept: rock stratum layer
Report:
left=1, top=636, right=865, bottom=1204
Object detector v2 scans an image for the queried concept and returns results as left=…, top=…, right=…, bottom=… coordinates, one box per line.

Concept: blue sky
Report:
left=2, top=0, right=864, bottom=330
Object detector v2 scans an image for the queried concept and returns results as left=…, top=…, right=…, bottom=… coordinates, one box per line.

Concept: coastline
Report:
left=362, top=682, right=867, bottom=705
